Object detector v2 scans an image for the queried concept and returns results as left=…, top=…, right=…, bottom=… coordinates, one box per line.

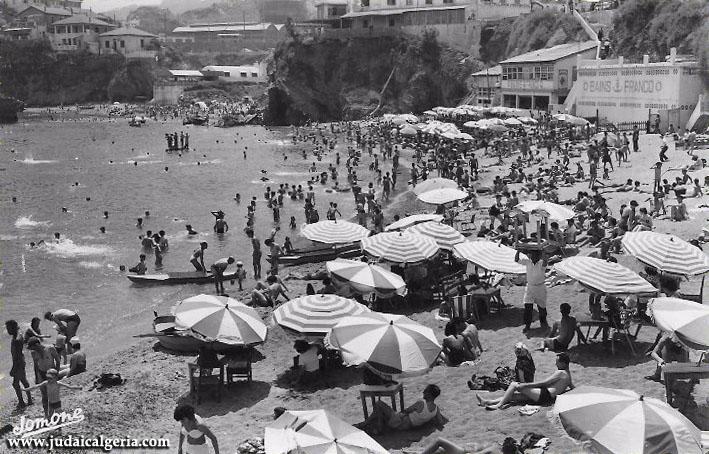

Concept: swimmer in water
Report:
left=103, top=211, right=109, bottom=219
left=99, top=226, right=106, bottom=234
left=185, top=224, right=198, bottom=235
left=234, top=194, right=241, bottom=203
left=145, top=211, right=150, bottom=217
left=53, top=232, right=61, bottom=243
left=190, top=242, right=208, bottom=273
left=62, top=207, right=68, bottom=213
left=137, top=218, right=143, bottom=228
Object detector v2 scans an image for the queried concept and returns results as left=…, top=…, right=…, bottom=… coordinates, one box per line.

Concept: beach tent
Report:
left=406, top=221, right=465, bottom=251
left=326, top=259, right=406, bottom=298
left=621, top=231, right=709, bottom=276
left=173, top=294, right=267, bottom=345
left=554, top=257, right=657, bottom=295
left=553, top=386, right=704, bottom=454
left=301, top=220, right=370, bottom=244
left=385, top=213, right=443, bottom=231
left=361, top=231, right=439, bottom=264
left=326, top=312, right=442, bottom=377
left=453, top=240, right=527, bottom=274
left=649, top=297, right=709, bottom=351
left=417, top=188, right=468, bottom=205
left=265, top=409, right=388, bottom=454
left=272, top=294, right=370, bottom=337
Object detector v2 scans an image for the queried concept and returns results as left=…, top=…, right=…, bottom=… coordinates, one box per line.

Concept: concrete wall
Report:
left=152, top=82, right=187, bottom=104
left=575, top=54, right=704, bottom=127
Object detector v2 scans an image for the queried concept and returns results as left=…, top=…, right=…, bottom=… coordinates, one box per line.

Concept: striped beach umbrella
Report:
left=385, top=213, right=443, bottom=231
left=405, top=221, right=465, bottom=251
left=453, top=240, right=527, bottom=274
left=326, top=259, right=406, bottom=297
left=412, top=177, right=458, bottom=195
left=361, top=231, right=439, bottom=264
left=621, top=231, right=709, bottom=276
left=553, top=386, right=703, bottom=454
left=552, top=113, right=589, bottom=126
left=325, top=312, right=442, bottom=377
left=301, top=220, right=370, bottom=244
left=515, top=200, right=575, bottom=221
left=265, top=409, right=388, bottom=454
left=273, top=294, right=370, bottom=337
left=649, top=297, right=709, bottom=351
left=554, top=257, right=657, bottom=295
left=417, top=188, right=468, bottom=205
left=173, top=294, right=267, bottom=345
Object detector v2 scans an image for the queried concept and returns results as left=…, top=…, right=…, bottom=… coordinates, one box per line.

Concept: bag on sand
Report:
left=92, top=373, right=127, bottom=390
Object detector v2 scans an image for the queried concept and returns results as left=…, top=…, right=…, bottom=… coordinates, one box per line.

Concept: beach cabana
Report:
left=326, top=259, right=406, bottom=298
left=325, top=312, right=441, bottom=377
left=553, top=386, right=704, bottom=454
left=301, top=220, right=370, bottom=244
left=265, top=409, right=388, bottom=454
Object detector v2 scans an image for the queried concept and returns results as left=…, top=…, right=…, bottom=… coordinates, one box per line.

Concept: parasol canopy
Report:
left=453, top=240, right=527, bottom=274
left=554, top=256, right=657, bottom=295
left=301, top=220, right=371, bottom=244
left=649, top=297, right=709, bottom=351
left=621, top=231, right=709, bottom=276
left=326, top=259, right=406, bottom=298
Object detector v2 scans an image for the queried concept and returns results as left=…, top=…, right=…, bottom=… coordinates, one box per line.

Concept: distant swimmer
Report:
left=260, top=177, right=269, bottom=182
left=136, top=218, right=143, bottom=228
left=53, top=233, right=61, bottom=243
left=85, top=197, right=90, bottom=201
left=185, top=224, right=198, bottom=235
left=213, top=212, right=229, bottom=234
left=234, top=194, right=241, bottom=203
left=190, top=242, right=208, bottom=273
left=129, top=254, right=147, bottom=275
left=62, top=207, right=68, bottom=213
left=99, top=227, right=106, bottom=234
left=12, top=197, right=17, bottom=203
left=261, top=170, right=267, bottom=174
left=103, top=211, right=109, bottom=219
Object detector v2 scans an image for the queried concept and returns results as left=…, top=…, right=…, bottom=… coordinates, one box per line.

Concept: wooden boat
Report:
left=127, top=270, right=238, bottom=285
left=183, top=114, right=209, bottom=126
left=274, top=243, right=362, bottom=266
left=152, top=314, right=236, bottom=353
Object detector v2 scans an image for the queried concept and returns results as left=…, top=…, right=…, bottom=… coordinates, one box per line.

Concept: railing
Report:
left=318, top=27, right=405, bottom=39
left=611, top=121, right=645, bottom=132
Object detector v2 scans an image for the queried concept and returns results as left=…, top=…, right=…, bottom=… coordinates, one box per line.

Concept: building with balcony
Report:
left=315, top=0, right=349, bottom=20
left=50, top=14, right=115, bottom=53
left=100, top=27, right=158, bottom=59
left=499, top=40, right=597, bottom=112
left=469, top=64, right=501, bottom=106
left=570, top=48, right=704, bottom=130
left=340, top=0, right=531, bottom=54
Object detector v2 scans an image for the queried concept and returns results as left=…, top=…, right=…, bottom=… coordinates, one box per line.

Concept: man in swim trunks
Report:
left=249, top=275, right=289, bottom=307
left=190, top=242, right=208, bottom=273
left=44, top=309, right=80, bottom=352
left=213, top=214, right=228, bottom=234
left=211, top=256, right=235, bottom=295
left=247, top=230, right=262, bottom=279
left=476, top=352, right=573, bottom=410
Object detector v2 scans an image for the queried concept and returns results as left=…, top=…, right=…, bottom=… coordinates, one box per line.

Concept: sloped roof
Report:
left=342, top=4, right=464, bottom=18
left=472, top=65, right=502, bottom=77
left=100, top=27, right=157, bottom=37
left=169, top=70, right=204, bottom=77
left=18, top=5, right=72, bottom=16
left=172, top=22, right=280, bottom=33
left=202, top=65, right=261, bottom=73
left=52, top=14, right=113, bottom=27
left=501, top=41, right=598, bottom=64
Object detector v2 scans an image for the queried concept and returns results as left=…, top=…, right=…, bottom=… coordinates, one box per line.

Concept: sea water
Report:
left=0, top=118, right=356, bottom=375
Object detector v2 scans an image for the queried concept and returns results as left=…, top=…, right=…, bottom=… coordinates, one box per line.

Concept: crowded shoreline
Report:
left=2, top=109, right=709, bottom=454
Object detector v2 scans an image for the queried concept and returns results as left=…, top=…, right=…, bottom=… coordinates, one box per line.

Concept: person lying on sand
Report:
left=476, top=352, right=573, bottom=410
left=417, top=437, right=522, bottom=454
left=355, top=384, right=441, bottom=435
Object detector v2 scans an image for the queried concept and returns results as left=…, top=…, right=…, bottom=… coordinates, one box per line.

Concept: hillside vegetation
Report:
left=264, top=31, right=475, bottom=125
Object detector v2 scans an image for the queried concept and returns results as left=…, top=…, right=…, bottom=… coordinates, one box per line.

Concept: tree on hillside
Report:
left=126, top=7, right=182, bottom=35
left=505, top=9, right=584, bottom=58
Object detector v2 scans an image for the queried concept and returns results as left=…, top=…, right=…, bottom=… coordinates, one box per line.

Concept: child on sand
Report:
left=234, top=262, right=247, bottom=291
left=23, top=368, right=81, bottom=418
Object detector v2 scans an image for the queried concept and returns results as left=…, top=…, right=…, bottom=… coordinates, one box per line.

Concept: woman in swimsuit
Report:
left=356, top=384, right=441, bottom=435
left=174, top=404, right=220, bottom=454
left=476, top=352, right=573, bottom=410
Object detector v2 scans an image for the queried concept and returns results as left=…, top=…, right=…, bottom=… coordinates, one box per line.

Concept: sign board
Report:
left=501, top=79, right=554, bottom=92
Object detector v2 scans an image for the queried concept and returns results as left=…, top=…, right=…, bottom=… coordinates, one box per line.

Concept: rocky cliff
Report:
left=263, top=31, right=476, bottom=125
left=0, top=94, right=24, bottom=123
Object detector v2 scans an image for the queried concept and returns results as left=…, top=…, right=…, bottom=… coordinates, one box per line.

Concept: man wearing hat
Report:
left=211, top=256, right=235, bottom=295
left=27, top=337, right=60, bottom=415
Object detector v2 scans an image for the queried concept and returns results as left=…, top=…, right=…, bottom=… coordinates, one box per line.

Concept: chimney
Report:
left=669, top=47, right=676, bottom=64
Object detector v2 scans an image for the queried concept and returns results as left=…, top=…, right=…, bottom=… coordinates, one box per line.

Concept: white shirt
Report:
left=519, top=257, right=546, bottom=286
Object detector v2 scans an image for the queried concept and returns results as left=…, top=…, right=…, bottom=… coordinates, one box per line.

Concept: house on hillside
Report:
left=50, top=14, right=115, bottom=53
left=3, top=5, right=72, bottom=40
left=166, top=22, right=286, bottom=49
left=499, top=40, right=598, bottom=112
left=315, top=0, right=349, bottom=21
left=201, top=62, right=268, bottom=83
left=100, top=27, right=159, bottom=59
left=470, top=65, right=501, bottom=106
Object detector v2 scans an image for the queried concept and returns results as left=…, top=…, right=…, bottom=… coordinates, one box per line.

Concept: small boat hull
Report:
left=275, top=244, right=361, bottom=266
left=128, top=271, right=238, bottom=285
left=153, top=315, right=240, bottom=353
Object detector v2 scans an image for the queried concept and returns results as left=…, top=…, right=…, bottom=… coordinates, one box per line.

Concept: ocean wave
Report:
left=15, top=215, right=51, bottom=229
left=41, top=239, right=114, bottom=258
left=16, top=157, right=57, bottom=164
left=272, top=171, right=309, bottom=176
left=0, top=235, right=19, bottom=241
left=78, top=261, right=104, bottom=269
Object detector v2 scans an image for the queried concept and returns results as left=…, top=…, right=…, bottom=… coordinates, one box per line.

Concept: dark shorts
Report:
left=536, top=387, right=554, bottom=405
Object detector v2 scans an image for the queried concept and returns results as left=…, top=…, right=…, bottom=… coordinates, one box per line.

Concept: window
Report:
left=120, top=40, right=125, bottom=48
left=62, top=38, right=66, bottom=44
left=140, top=39, right=144, bottom=48
left=443, top=0, right=453, bottom=4
left=362, top=19, right=369, bottom=28
left=240, top=72, right=247, bottom=77
left=388, top=17, right=395, bottom=26
left=425, top=0, right=432, bottom=4
left=105, top=40, right=109, bottom=48
left=533, top=64, right=554, bottom=80
left=94, top=27, right=99, bottom=32
left=251, top=72, right=258, bottom=77
left=502, top=66, right=522, bottom=80
left=406, top=0, right=413, bottom=5
left=387, top=0, right=396, bottom=4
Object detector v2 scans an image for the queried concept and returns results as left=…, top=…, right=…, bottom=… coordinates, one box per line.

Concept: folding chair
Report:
left=451, top=294, right=478, bottom=323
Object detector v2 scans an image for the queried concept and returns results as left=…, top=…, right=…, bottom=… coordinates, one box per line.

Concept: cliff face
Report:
left=0, top=94, right=24, bottom=124
left=263, top=32, right=475, bottom=125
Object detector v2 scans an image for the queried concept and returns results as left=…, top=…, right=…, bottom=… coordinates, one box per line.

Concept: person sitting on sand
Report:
left=441, top=321, right=468, bottom=366
left=540, top=303, right=586, bottom=352
left=476, top=352, right=573, bottom=410
left=174, top=404, right=220, bottom=454
left=670, top=195, right=688, bottom=222
left=513, top=342, right=535, bottom=383
left=645, top=332, right=688, bottom=383
left=355, top=384, right=441, bottom=435
left=59, top=337, right=85, bottom=378
left=250, top=275, right=289, bottom=307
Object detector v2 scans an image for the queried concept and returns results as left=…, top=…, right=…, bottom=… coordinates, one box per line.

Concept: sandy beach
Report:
left=2, top=125, right=709, bottom=454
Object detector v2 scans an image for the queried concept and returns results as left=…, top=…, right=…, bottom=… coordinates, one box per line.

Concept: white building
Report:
left=469, top=64, right=501, bottom=106
left=569, top=48, right=704, bottom=130
left=201, top=62, right=268, bottom=83
left=100, top=27, right=159, bottom=59
left=499, top=40, right=598, bottom=112
left=50, top=14, right=115, bottom=53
